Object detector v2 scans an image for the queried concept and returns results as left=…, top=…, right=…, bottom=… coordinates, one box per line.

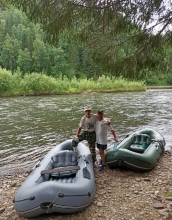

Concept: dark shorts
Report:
left=96, top=143, right=107, bottom=150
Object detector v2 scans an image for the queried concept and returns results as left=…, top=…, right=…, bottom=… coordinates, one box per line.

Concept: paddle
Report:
left=83, top=155, right=91, bottom=180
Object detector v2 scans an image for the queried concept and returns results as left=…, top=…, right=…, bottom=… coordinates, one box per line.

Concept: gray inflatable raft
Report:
left=13, top=140, right=96, bottom=217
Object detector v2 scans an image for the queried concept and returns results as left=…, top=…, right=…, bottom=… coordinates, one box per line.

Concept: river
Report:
left=0, top=90, right=172, bottom=177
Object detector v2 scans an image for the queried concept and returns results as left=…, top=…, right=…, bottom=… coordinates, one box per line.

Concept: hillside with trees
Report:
left=7, top=0, right=172, bottom=83
left=0, top=7, right=104, bottom=79
left=0, top=2, right=172, bottom=96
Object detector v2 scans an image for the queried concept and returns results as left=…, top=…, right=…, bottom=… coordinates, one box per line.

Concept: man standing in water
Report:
left=72, top=106, right=97, bottom=163
left=96, top=110, right=118, bottom=171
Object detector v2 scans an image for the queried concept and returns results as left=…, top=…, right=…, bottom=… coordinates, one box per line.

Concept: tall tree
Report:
left=0, top=34, right=20, bottom=72
left=17, top=48, right=33, bottom=74
left=32, top=37, right=48, bottom=73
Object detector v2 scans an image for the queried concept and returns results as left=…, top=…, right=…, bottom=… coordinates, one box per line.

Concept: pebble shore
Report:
left=1, top=150, right=172, bottom=220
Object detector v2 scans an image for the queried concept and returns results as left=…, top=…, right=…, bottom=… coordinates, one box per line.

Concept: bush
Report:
left=145, top=75, right=161, bottom=85
left=22, top=73, right=57, bottom=94
left=145, top=74, right=167, bottom=86
left=166, top=74, right=172, bottom=85
left=79, top=78, right=95, bottom=90
left=96, top=75, right=114, bottom=90
left=12, top=70, right=23, bottom=88
left=55, top=75, right=70, bottom=94
left=0, top=68, right=146, bottom=96
left=0, top=68, right=13, bottom=92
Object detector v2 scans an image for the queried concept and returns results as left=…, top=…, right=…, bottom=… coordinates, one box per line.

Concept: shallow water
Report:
left=1, top=90, right=172, bottom=176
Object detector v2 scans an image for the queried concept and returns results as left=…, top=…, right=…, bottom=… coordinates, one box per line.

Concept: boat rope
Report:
left=47, top=187, right=62, bottom=213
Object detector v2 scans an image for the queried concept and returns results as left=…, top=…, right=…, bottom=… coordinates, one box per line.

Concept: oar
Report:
left=83, top=155, right=91, bottom=180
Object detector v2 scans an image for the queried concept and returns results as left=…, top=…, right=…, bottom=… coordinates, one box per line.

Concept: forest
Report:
left=0, top=2, right=172, bottom=95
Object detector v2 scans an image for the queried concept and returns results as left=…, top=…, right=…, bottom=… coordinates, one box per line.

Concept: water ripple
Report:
left=0, top=91, right=172, bottom=176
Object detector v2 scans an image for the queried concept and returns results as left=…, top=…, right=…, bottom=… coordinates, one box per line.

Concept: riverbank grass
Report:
left=0, top=68, right=146, bottom=96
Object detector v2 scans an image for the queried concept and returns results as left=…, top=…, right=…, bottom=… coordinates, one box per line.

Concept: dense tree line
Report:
left=0, top=7, right=102, bottom=79
left=7, top=0, right=172, bottom=79
left=0, top=6, right=172, bottom=85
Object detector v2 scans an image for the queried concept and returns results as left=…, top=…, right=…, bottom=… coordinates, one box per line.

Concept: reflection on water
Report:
left=0, top=90, right=172, bottom=176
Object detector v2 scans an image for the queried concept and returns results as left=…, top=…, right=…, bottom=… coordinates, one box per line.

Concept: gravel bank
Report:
left=1, top=150, right=172, bottom=220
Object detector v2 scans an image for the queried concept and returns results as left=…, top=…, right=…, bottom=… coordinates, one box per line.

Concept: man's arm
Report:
left=76, top=127, right=81, bottom=138
left=106, top=119, right=111, bottom=125
left=111, top=130, right=118, bottom=142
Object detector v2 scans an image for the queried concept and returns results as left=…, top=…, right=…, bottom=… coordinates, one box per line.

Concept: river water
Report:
left=0, top=90, right=172, bottom=177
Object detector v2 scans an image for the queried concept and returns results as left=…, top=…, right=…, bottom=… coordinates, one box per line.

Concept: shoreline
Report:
left=1, top=86, right=172, bottom=98
left=0, top=89, right=146, bottom=97
left=1, top=150, right=172, bottom=220
left=147, top=86, right=172, bottom=90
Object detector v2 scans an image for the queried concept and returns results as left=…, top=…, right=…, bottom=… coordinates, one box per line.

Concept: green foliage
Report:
left=21, top=73, right=57, bottom=95
left=145, top=74, right=167, bottom=86
left=12, top=68, right=22, bottom=87
left=17, top=48, right=32, bottom=75
left=54, top=75, right=70, bottom=94
left=70, top=76, right=79, bottom=89
left=1, top=6, right=172, bottom=83
left=166, top=74, right=172, bottom=85
left=96, top=75, right=113, bottom=90
left=145, top=75, right=160, bottom=86
left=0, top=34, right=19, bottom=72
left=8, top=0, right=172, bottom=78
left=0, top=7, right=103, bottom=79
left=8, top=0, right=169, bottom=44
left=75, top=78, right=95, bottom=91
left=59, top=75, right=146, bottom=93
left=0, top=68, right=146, bottom=96
left=0, top=67, right=13, bottom=91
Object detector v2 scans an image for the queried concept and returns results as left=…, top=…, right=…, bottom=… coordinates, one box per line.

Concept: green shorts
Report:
left=72, top=131, right=96, bottom=148
left=72, top=131, right=96, bottom=162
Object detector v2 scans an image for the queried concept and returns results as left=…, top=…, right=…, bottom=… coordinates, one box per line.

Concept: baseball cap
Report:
left=97, top=110, right=104, bottom=114
left=84, top=106, right=92, bottom=111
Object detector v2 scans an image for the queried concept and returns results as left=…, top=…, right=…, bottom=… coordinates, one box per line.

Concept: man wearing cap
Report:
left=96, top=110, right=118, bottom=171
left=72, top=106, right=97, bottom=163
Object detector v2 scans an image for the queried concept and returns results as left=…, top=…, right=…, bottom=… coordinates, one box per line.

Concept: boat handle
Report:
left=155, top=144, right=159, bottom=151
left=30, top=161, right=41, bottom=173
left=40, top=202, right=53, bottom=209
left=84, top=155, right=89, bottom=164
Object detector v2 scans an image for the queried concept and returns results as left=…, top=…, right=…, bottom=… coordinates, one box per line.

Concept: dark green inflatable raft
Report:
left=105, top=128, right=166, bottom=171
